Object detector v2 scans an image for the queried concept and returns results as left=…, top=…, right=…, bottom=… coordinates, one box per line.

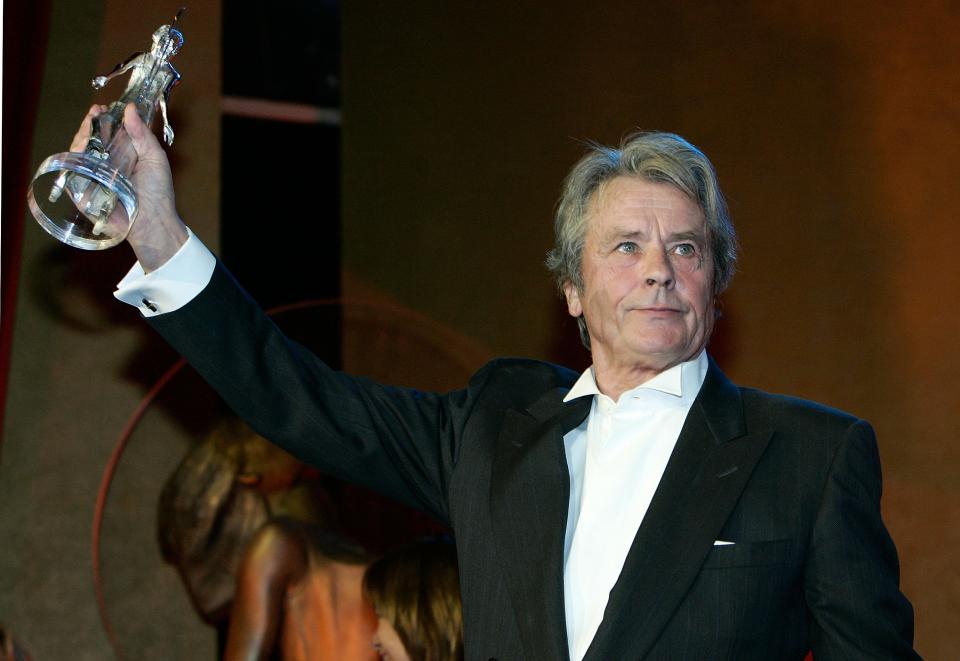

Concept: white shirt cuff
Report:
left=113, top=227, right=216, bottom=317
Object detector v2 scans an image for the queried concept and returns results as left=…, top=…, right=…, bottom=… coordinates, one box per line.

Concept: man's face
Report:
left=564, top=176, right=716, bottom=377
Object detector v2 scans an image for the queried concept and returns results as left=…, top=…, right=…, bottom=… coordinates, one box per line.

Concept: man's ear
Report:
left=563, top=281, right=583, bottom=318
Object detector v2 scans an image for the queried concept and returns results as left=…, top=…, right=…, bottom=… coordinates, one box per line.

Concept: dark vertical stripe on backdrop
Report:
left=0, top=0, right=53, bottom=451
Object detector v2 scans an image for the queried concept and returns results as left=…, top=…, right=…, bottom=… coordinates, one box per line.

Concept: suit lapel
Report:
left=490, top=388, right=591, bottom=661
left=582, top=359, right=773, bottom=661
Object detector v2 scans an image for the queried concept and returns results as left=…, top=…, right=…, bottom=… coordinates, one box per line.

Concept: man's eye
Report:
left=616, top=242, right=638, bottom=254
left=671, top=243, right=698, bottom=258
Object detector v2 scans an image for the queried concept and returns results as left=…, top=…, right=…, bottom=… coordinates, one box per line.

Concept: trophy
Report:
left=27, top=9, right=185, bottom=250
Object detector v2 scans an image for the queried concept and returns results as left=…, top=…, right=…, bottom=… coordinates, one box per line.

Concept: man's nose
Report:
left=642, top=247, right=675, bottom=287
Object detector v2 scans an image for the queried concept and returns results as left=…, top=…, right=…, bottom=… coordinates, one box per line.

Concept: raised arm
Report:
left=91, top=52, right=144, bottom=89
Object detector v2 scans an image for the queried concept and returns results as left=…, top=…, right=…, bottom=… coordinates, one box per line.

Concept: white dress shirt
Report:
left=562, top=351, right=708, bottom=661
left=113, top=228, right=215, bottom=315
left=115, top=232, right=709, bottom=661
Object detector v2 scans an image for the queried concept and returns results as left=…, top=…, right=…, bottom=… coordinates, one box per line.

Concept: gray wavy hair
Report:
left=545, top=131, right=738, bottom=348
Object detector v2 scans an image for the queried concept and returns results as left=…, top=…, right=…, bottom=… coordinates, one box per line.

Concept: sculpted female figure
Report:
left=30, top=9, right=185, bottom=247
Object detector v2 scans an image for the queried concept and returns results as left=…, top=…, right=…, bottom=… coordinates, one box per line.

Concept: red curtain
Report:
left=0, top=0, right=52, bottom=445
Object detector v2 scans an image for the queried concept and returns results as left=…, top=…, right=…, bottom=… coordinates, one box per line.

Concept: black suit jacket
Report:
left=149, top=263, right=918, bottom=660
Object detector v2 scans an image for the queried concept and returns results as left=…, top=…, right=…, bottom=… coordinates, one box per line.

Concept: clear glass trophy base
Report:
left=27, top=151, right=138, bottom=250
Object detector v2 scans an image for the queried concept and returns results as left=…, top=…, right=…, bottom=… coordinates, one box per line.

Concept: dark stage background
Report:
left=2, top=1, right=958, bottom=658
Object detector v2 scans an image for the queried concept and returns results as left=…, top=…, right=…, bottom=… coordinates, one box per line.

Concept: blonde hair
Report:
left=363, top=541, right=463, bottom=661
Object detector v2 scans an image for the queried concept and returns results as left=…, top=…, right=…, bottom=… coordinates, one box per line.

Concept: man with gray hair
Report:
left=93, top=104, right=917, bottom=660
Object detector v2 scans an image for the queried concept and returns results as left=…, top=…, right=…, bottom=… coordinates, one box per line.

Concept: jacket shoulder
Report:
left=738, top=385, right=869, bottom=438
left=466, top=357, right=579, bottom=405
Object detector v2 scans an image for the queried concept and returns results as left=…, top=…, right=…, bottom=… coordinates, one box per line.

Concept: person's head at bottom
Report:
left=363, top=539, right=463, bottom=661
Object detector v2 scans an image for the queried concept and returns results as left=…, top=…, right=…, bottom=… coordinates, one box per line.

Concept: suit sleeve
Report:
left=147, top=261, right=482, bottom=524
left=804, top=419, right=920, bottom=660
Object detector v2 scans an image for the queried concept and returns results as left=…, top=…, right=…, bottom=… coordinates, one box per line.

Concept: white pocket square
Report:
left=713, top=540, right=735, bottom=546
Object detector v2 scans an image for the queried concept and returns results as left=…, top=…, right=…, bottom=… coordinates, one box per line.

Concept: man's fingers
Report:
left=123, top=102, right=146, bottom=138
left=68, top=105, right=105, bottom=152
left=69, top=103, right=165, bottom=161
left=123, top=102, right=163, bottom=161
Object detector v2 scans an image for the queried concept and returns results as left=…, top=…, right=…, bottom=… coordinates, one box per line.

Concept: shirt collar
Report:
left=563, top=349, right=709, bottom=405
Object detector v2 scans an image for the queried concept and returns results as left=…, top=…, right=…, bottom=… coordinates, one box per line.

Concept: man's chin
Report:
left=621, top=338, right=699, bottom=368
left=624, top=324, right=686, bottom=350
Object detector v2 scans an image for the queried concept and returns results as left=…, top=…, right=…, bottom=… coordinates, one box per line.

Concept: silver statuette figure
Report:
left=27, top=9, right=185, bottom=250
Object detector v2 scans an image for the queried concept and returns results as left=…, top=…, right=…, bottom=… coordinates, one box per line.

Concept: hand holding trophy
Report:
left=27, top=9, right=185, bottom=250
